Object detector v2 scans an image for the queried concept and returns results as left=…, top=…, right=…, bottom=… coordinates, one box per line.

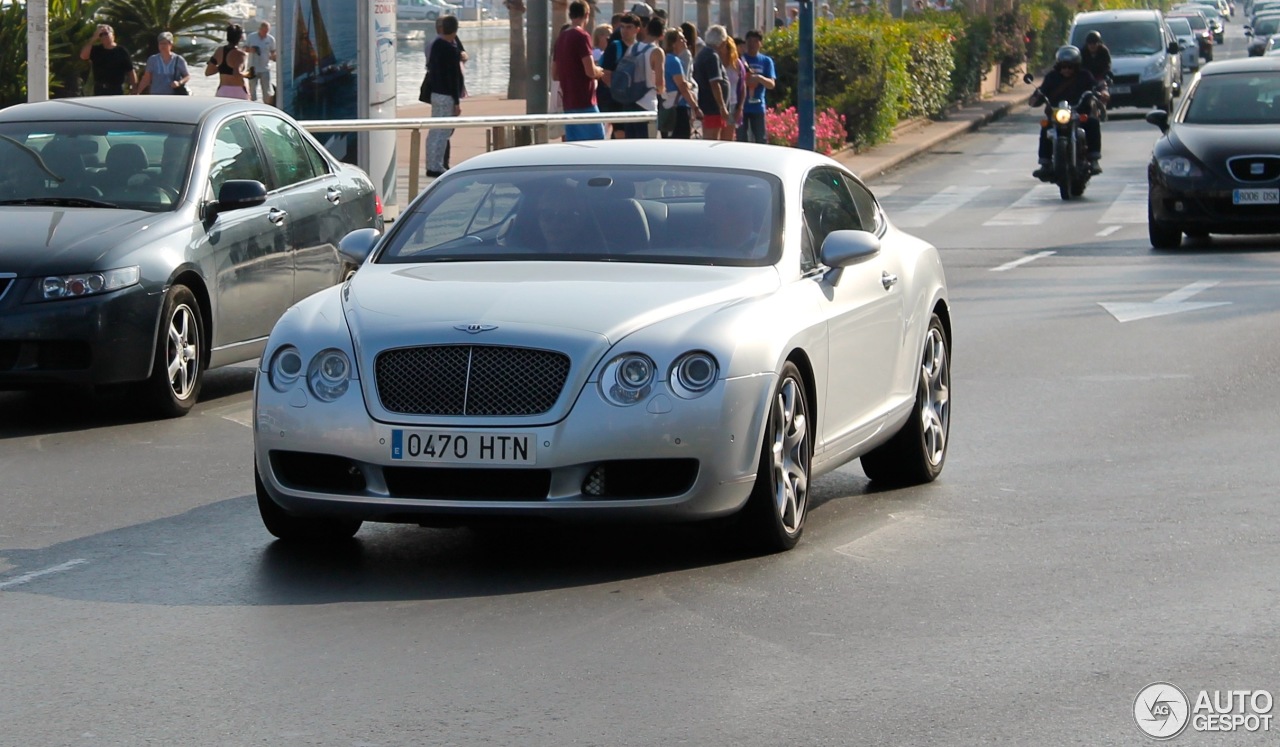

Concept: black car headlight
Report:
left=670, top=352, right=719, bottom=399
left=1157, top=155, right=1202, bottom=178
left=41, top=266, right=140, bottom=300
left=600, top=353, right=655, bottom=406
left=307, top=348, right=352, bottom=402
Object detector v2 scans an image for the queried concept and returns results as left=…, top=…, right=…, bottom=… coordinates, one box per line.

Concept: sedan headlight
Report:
left=669, top=352, right=719, bottom=399
left=1157, top=155, right=1201, bottom=177
left=1053, top=107, right=1072, bottom=125
left=307, top=348, right=351, bottom=402
left=268, top=345, right=304, bottom=392
left=41, top=266, right=140, bottom=300
left=600, top=353, right=655, bottom=406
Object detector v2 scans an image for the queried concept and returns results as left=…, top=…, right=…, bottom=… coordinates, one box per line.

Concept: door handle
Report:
left=881, top=271, right=898, bottom=290
left=326, top=188, right=342, bottom=204
left=268, top=208, right=287, bottom=226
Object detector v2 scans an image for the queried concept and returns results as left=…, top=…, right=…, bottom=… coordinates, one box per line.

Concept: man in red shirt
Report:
left=555, top=0, right=605, bottom=141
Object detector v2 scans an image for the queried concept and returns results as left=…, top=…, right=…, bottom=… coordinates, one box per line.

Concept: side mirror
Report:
left=1167, top=41, right=1180, bottom=54
left=1023, top=72, right=1034, bottom=84
left=820, top=230, right=881, bottom=278
left=1146, top=109, right=1171, bottom=132
left=208, top=179, right=267, bottom=220
left=338, top=228, right=381, bottom=267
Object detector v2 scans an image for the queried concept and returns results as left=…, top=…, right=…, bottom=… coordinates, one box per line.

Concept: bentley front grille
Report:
left=375, top=344, right=571, bottom=416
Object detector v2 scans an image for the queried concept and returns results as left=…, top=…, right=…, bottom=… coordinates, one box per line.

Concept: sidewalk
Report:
left=390, top=81, right=1032, bottom=204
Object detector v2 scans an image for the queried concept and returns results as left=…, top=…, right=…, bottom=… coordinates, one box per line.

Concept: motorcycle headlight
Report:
left=1053, top=107, right=1072, bottom=125
left=1157, top=155, right=1200, bottom=177
left=600, top=353, right=655, bottom=406
left=41, top=266, right=140, bottom=300
left=268, top=345, right=304, bottom=392
left=670, top=352, right=719, bottom=399
left=1143, top=57, right=1166, bottom=80
left=307, top=348, right=351, bottom=402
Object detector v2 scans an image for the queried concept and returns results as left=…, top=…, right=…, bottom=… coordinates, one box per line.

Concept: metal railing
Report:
left=300, top=111, right=656, bottom=198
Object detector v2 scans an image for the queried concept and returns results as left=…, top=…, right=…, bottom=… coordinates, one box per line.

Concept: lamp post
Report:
left=797, top=0, right=815, bottom=150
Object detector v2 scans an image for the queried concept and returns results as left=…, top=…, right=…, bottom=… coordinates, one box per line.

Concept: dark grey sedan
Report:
left=0, top=97, right=382, bottom=416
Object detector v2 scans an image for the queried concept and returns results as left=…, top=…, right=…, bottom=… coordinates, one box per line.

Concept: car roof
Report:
left=1073, top=9, right=1163, bottom=22
left=1198, top=57, right=1280, bottom=75
left=0, top=96, right=278, bottom=126
left=449, top=140, right=844, bottom=177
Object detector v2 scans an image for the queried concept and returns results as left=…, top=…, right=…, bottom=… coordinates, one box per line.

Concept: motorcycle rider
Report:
left=1081, top=31, right=1112, bottom=80
left=1031, top=46, right=1108, bottom=180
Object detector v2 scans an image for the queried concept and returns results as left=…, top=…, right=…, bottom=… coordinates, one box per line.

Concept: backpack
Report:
left=610, top=41, right=653, bottom=104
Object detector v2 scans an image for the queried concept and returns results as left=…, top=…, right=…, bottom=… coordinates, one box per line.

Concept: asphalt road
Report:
left=3, top=26, right=1277, bottom=747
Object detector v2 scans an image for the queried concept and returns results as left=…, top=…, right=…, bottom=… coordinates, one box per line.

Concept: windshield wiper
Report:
left=0, top=196, right=120, bottom=209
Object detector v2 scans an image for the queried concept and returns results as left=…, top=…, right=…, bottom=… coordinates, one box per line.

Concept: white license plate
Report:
left=1112, top=85, right=1132, bottom=94
left=390, top=430, right=536, bottom=465
left=1233, top=188, right=1279, bottom=205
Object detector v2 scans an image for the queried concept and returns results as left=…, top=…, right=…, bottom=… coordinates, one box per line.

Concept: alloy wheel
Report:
left=166, top=303, right=200, bottom=400
left=770, top=376, right=810, bottom=535
left=920, top=327, right=950, bottom=467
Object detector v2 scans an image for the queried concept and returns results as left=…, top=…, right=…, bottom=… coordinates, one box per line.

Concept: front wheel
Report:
left=1054, top=136, right=1073, bottom=200
left=256, top=464, right=363, bottom=543
left=141, top=284, right=204, bottom=418
left=739, top=362, right=812, bottom=553
left=861, top=315, right=950, bottom=486
left=1148, top=199, right=1183, bottom=249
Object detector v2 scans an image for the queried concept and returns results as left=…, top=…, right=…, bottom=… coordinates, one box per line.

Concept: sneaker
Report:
left=1089, top=161, right=1103, bottom=175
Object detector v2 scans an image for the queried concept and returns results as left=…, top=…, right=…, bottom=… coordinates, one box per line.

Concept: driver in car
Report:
left=1031, top=46, right=1108, bottom=180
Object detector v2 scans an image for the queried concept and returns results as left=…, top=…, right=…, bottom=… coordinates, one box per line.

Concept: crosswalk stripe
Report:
left=892, top=185, right=989, bottom=228
left=983, top=184, right=1062, bottom=226
left=1098, top=183, right=1148, bottom=224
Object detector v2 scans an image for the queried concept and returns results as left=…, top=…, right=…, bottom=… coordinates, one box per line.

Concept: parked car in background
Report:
left=0, top=97, right=382, bottom=417
left=1147, top=58, right=1280, bottom=248
left=253, top=141, right=953, bottom=552
left=1246, top=14, right=1280, bottom=54
left=1166, top=16, right=1202, bottom=72
left=398, top=0, right=460, bottom=21
left=1070, top=10, right=1183, bottom=110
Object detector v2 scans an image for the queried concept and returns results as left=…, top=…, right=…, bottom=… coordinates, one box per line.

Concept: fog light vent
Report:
left=583, top=466, right=607, bottom=496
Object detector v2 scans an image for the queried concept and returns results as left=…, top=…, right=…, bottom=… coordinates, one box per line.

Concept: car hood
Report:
left=1111, top=53, right=1164, bottom=76
left=1168, top=125, right=1279, bottom=177
left=0, top=207, right=161, bottom=276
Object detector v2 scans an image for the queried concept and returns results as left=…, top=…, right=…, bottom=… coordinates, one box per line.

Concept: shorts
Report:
left=564, top=106, right=606, bottom=141
left=703, top=113, right=728, bottom=130
left=216, top=84, right=250, bottom=100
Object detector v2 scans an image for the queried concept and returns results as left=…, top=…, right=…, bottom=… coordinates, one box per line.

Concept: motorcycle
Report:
left=1024, top=72, right=1106, bottom=201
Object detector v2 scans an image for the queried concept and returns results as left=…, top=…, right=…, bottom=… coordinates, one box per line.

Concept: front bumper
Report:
left=1149, top=172, right=1280, bottom=234
left=254, top=372, right=776, bottom=523
left=0, top=278, right=159, bottom=388
left=1109, top=78, right=1168, bottom=108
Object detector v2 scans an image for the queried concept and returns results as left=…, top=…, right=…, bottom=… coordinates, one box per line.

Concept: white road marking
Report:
left=893, top=185, right=990, bottom=228
left=1096, top=225, right=1123, bottom=237
left=983, top=184, right=1062, bottom=226
left=1099, top=280, right=1231, bottom=322
left=0, top=559, right=88, bottom=590
left=991, top=250, right=1056, bottom=272
left=222, top=407, right=253, bottom=428
left=1099, top=183, right=1148, bottom=224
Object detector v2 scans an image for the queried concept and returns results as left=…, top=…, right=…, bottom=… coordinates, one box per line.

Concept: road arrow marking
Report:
left=1099, top=280, right=1230, bottom=322
left=991, top=250, right=1055, bottom=272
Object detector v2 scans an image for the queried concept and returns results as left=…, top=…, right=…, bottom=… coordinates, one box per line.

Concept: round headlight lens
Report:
left=268, top=346, right=304, bottom=392
left=1053, top=107, right=1072, bottom=125
left=307, top=348, right=351, bottom=401
left=600, top=353, right=656, bottom=406
left=671, top=352, right=719, bottom=399
left=1157, top=155, right=1197, bottom=177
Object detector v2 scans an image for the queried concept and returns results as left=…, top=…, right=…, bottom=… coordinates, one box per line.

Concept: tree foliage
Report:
left=97, top=0, right=229, bottom=70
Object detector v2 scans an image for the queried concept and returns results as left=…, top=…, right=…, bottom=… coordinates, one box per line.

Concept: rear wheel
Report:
left=1148, top=198, right=1183, bottom=249
left=740, top=362, right=812, bottom=553
left=256, top=463, right=363, bottom=543
left=861, top=315, right=951, bottom=486
left=141, top=284, right=203, bottom=418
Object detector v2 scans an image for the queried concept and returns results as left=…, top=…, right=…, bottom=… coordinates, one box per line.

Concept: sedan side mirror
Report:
left=1167, top=40, right=1180, bottom=54
left=338, top=228, right=381, bottom=268
left=1146, top=110, right=1171, bottom=132
left=207, top=179, right=267, bottom=220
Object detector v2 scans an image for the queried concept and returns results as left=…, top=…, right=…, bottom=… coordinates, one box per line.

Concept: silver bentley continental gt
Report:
left=253, top=141, right=951, bottom=552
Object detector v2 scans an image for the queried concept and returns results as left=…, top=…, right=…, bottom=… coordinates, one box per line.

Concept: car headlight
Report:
left=1143, top=57, right=1166, bottom=80
left=307, top=348, right=351, bottom=402
left=1053, top=107, right=1072, bottom=125
left=1157, top=155, right=1201, bottom=177
left=599, top=353, right=655, bottom=406
left=669, top=352, right=719, bottom=399
left=268, top=345, right=304, bottom=392
left=41, top=266, right=140, bottom=300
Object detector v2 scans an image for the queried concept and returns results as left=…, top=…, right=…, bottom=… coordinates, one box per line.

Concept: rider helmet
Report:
left=1055, top=45, right=1083, bottom=71
left=1085, top=30, right=1102, bottom=44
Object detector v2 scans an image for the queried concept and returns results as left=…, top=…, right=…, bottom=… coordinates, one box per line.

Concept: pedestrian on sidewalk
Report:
left=206, top=24, right=250, bottom=99
left=426, top=15, right=465, bottom=178
left=556, top=1, right=606, bottom=141
left=245, top=22, right=276, bottom=105
left=661, top=28, right=700, bottom=138
left=613, top=16, right=665, bottom=139
left=136, top=32, right=191, bottom=95
left=693, top=25, right=731, bottom=141
left=715, top=36, right=747, bottom=141
left=80, top=24, right=136, bottom=95
left=738, top=30, right=776, bottom=143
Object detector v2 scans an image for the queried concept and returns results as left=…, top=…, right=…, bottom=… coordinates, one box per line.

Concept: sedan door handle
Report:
left=326, top=188, right=342, bottom=205
left=881, top=271, right=898, bottom=291
left=268, top=208, right=288, bottom=226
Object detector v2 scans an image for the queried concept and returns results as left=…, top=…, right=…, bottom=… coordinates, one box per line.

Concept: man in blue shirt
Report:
left=738, top=30, right=776, bottom=144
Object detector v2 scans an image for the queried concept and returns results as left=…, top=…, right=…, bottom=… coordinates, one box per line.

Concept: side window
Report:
left=209, top=117, right=268, bottom=194
left=801, top=168, right=860, bottom=268
left=840, top=173, right=882, bottom=235
left=252, top=115, right=321, bottom=189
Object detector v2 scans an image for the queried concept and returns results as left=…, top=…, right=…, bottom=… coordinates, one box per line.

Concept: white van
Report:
left=1068, top=9, right=1183, bottom=110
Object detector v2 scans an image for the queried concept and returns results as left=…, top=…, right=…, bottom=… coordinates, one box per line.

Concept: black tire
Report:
left=141, top=284, right=204, bottom=418
left=861, top=315, right=950, bottom=486
left=1071, top=175, right=1088, bottom=197
left=256, top=463, right=362, bottom=543
left=1185, top=228, right=1210, bottom=239
left=1054, top=138, right=1072, bottom=201
left=739, top=362, right=812, bottom=553
left=1148, top=199, right=1183, bottom=249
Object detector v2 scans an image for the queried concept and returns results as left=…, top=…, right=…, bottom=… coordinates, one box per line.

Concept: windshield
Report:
left=377, top=167, right=782, bottom=267
left=1183, top=73, right=1280, bottom=124
left=1171, top=13, right=1208, bottom=30
left=0, top=121, right=194, bottom=211
left=1254, top=17, right=1280, bottom=35
left=1167, top=18, right=1193, bottom=35
left=1071, top=21, right=1164, bottom=56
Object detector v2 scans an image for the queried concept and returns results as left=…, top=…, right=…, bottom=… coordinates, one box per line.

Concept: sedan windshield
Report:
left=1166, top=18, right=1193, bottom=37
left=378, top=167, right=782, bottom=267
left=1183, top=73, right=1280, bottom=124
left=1171, top=13, right=1208, bottom=30
left=0, top=121, right=195, bottom=211
left=1071, top=22, right=1164, bottom=55
left=1252, top=16, right=1280, bottom=35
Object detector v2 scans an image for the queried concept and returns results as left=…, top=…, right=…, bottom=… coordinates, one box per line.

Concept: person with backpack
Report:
left=603, top=13, right=664, bottom=139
